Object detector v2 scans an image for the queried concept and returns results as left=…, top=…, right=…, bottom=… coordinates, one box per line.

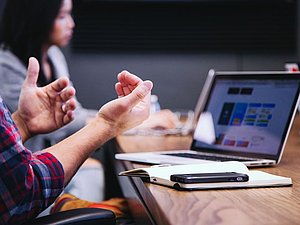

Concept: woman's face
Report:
left=49, top=0, right=75, bottom=47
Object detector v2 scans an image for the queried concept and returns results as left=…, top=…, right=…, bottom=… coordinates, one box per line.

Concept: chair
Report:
left=24, top=208, right=116, bottom=225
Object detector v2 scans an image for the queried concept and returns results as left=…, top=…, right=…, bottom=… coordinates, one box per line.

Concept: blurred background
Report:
left=5, top=0, right=300, bottom=110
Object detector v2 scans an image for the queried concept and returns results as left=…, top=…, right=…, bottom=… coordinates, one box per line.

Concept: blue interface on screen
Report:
left=194, top=79, right=298, bottom=155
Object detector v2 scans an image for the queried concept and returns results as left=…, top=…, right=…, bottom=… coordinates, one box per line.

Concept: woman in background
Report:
left=0, top=0, right=177, bottom=204
left=0, top=0, right=105, bottom=204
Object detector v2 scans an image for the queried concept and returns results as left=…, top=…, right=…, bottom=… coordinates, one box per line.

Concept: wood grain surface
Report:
left=117, top=115, right=300, bottom=225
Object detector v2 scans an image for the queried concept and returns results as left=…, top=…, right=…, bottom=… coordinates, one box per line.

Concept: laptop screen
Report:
left=192, top=73, right=300, bottom=160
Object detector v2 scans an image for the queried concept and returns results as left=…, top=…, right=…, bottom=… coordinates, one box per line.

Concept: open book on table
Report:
left=119, top=161, right=292, bottom=190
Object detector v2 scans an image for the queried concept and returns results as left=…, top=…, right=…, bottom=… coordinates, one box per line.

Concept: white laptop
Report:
left=116, top=70, right=300, bottom=167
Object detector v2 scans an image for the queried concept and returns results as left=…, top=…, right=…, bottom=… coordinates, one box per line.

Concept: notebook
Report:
left=119, top=161, right=292, bottom=190
left=116, top=70, right=300, bottom=167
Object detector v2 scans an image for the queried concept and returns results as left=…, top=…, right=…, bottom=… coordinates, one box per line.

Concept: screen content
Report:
left=193, top=78, right=299, bottom=156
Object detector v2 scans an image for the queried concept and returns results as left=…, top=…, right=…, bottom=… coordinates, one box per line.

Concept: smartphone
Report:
left=170, top=172, right=249, bottom=184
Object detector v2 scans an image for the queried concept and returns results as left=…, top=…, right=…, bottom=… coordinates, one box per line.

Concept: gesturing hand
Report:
left=13, top=57, right=76, bottom=142
left=97, top=70, right=153, bottom=136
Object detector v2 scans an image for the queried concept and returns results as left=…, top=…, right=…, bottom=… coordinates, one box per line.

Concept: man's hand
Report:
left=96, top=70, right=153, bottom=136
left=45, top=70, right=152, bottom=184
left=13, top=57, right=76, bottom=142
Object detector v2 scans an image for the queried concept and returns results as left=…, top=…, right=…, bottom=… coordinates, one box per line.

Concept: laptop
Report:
left=116, top=70, right=300, bottom=167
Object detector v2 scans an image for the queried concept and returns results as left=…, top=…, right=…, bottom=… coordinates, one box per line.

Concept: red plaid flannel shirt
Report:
left=0, top=97, right=64, bottom=224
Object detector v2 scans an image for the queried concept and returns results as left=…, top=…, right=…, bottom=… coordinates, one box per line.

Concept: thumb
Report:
left=123, top=80, right=153, bottom=107
left=24, top=57, right=40, bottom=87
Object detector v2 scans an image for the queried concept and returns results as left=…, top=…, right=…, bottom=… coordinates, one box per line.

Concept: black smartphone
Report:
left=170, top=172, right=249, bottom=184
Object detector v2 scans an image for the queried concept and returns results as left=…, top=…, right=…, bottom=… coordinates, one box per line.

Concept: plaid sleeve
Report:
left=0, top=97, right=65, bottom=224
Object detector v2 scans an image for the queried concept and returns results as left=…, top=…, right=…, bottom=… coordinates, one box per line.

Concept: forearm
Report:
left=44, top=117, right=116, bottom=185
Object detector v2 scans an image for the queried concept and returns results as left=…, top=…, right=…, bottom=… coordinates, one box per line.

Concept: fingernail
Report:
left=143, top=80, right=153, bottom=91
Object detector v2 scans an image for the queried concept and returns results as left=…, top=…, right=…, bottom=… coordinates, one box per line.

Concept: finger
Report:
left=63, top=110, right=75, bottom=125
left=118, top=70, right=143, bottom=87
left=116, top=81, right=132, bottom=96
left=117, top=71, right=145, bottom=96
left=46, top=78, right=70, bottom=97
left=115, top=82, right=125, bottom=97
left=124, top=84, right=136, bottom=93
left=24, top=57, right=40, bottom=87
left=122, top=80, right=153, bottom=107
left=61, top=99, right=76, bottom=125
left=122, top=85, right=132, bottom=96
left=59, top=86, right=76, bottom=102
left=62, top=99, right=76, bottom=113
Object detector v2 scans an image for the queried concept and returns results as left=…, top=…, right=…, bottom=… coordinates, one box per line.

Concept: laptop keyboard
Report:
left=163, top=153, right=254, bottom=162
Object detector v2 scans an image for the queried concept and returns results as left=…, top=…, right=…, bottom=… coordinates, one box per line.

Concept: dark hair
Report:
left=0, top=0, right=63, bottom=84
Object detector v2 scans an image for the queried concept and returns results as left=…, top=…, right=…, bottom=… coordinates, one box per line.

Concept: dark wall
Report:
left=65, top=0, right=299, bottom=111
left=0, top=0, right=5, bottom=16
left=66, top=51, right=298, bottom=110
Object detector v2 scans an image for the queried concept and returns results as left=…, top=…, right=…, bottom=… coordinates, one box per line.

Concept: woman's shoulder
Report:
left=0, top=48, right=26, bottom=74
left=48, top=45, right=65, bottom=58
left=48, top=45, right=70, bottom=78
left=48, top=46, right=68, bottom=66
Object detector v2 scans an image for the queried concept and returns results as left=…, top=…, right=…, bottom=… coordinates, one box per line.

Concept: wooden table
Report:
left=115, top=115, right=300, bottom=225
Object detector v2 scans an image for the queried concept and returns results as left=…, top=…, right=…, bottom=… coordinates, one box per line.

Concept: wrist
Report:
left=86, top=116, right=118, bottom=145
left=12, top=111, right=31, bottom=142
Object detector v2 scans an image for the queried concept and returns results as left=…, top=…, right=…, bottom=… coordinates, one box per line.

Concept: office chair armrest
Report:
left=24, top=208, right=116, bottom=225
